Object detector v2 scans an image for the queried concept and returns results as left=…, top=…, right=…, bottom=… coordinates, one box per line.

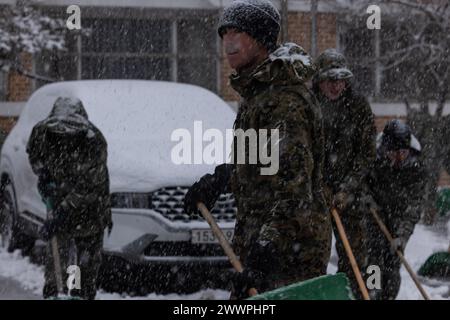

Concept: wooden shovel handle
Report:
left=331, top=208, right=371, bottom=300
left=197, top=202, right=258, bottom=297
left=370, top=208, right=430, bottom=300
left=51, top=236, right=64, bottom=294
left=47, top=207, right=64, bottom=294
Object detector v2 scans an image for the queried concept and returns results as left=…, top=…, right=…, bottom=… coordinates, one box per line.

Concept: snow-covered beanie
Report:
left=44, top=97, right=92, bottom=136
left=381, top=119, right=412, bottom=151
left=218, top=0, right=281, bottom=52
left=315, top=48, right=353, bottom=82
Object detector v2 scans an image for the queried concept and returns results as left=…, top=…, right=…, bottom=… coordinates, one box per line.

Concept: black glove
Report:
left=184, top=175, right=220, bottom=216
left=232, top=268, right=265, bottom=300
left=232, top=240, right=279, bottom=299
left=184, top=164, right=234, bottom=216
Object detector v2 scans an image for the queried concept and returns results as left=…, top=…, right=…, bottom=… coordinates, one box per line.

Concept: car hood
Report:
left=2, top=80, right=236, bottom=219
left=23, top=80, right=237, bottom=193
left=107, top=137, right=224, bottom=193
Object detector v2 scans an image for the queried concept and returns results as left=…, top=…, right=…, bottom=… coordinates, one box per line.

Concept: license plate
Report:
left=191, top=229, right=234, bottom=244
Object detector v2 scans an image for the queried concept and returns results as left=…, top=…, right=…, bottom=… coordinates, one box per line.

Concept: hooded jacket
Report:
left=27, top=97, right=112, bottom=237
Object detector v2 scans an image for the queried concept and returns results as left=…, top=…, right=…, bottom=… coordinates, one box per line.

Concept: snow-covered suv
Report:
left=0, top=80, right=237, bottom=292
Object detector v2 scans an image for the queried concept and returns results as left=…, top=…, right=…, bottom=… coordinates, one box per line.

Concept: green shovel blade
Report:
left=247, top=273, right=354, bottom=300
left=418, top=252, right=450, bottom=278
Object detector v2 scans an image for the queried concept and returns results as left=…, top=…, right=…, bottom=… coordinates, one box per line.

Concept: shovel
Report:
left=44, top=199, right=80, bottom=300
left=331, top=208, right=371, bottom=300
left=418, top=244, right=450, bottom=280
left=370, top=208, right=430, bottom=300
left=197, top=202, right=258, bottom=297
left=197, top=202, right=354, bottom=300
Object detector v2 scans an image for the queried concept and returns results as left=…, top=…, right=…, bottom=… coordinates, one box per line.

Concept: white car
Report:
left=0, top=80, right=237, bottom=292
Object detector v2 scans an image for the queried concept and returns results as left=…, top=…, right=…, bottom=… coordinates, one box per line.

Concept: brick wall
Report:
left=287, top=12, right=336, bottom=54
left=0, top=117, right=18, bottom=133
left=7, top=53, right=32, bottom=102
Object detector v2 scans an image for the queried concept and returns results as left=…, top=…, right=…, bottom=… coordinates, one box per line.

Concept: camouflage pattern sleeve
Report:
left=308, top=90, right=328, bottom=212
left=257, top=91, right=318, bottom=244
left=340, top=96, right=376, bottom=194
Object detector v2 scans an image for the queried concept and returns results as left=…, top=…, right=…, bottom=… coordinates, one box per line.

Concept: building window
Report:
left=34, top=31, right=79, bottom=88
left=177, top=17, right=218, bottom=92
left=82, top=18, right=173, bottom=81
left=35, top=11, right=219, bottom=93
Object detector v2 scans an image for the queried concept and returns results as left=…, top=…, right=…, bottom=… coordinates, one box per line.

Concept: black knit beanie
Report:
left=218, top=0, right=281, bottom=52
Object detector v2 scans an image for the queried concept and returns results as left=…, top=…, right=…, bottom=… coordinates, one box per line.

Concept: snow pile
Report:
left=327, top=223, right=449, bottom=300
left=397, top=224, right=449, bottom=300
left=0, top=246, right=230, bottom=300
left=96, top=289, right=230, bottom=300
left=0, top=249, right=44, bottom=296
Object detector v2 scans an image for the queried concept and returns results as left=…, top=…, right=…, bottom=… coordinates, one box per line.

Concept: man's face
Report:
left=318, top=79, right=347, bottom=101
left=222, top=28, right=265, bottom=71
left=386, top=149, right=410, bottom=168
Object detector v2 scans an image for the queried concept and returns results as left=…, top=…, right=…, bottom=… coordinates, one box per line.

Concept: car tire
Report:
left=0, top=183, right=35, bottom=254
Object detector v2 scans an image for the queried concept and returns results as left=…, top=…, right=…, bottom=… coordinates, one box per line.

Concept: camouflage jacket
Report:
left=368, top=144, right=426, bottom=240
left=226, top=43, right=331, bottom=273
left=27, top=98, right=111, bottom=237
left=314, top=86, right=376, bottom=196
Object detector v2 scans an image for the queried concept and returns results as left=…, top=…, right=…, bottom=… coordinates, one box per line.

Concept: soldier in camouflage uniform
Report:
left=367, top=120, right=425, bottom=300
left=27, top=97, right=112, bottom=300
left=184, top=0, right=331, bottom=299
left=313, top=49, right=377, bottom=298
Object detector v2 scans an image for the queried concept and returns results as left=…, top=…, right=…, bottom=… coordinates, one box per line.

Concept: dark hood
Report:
left=43, top=97, right=92, bottom=137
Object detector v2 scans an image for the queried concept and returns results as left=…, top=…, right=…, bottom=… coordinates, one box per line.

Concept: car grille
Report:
left=111, top=186, right=237, bottom=223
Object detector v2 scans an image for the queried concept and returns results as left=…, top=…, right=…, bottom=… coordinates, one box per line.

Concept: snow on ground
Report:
left=0, top=223, right=448, bottom=300
left=0, top=249, right=43, bottom=298
left=327, top=223, right=450, bottom=300
left=0, top=246, right=229, bottom=300
left=96, top=289, right=230, bottom=300
left=397, top=224, right=449, bottom=300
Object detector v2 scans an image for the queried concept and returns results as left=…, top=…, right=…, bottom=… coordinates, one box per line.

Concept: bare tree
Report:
left=0, top=0, right=67, bottom=81
left=337, top=0, right=450, bottom=223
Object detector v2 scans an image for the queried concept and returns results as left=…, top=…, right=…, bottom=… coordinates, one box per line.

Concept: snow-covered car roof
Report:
left=16, top=80, right=236, bottom=192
